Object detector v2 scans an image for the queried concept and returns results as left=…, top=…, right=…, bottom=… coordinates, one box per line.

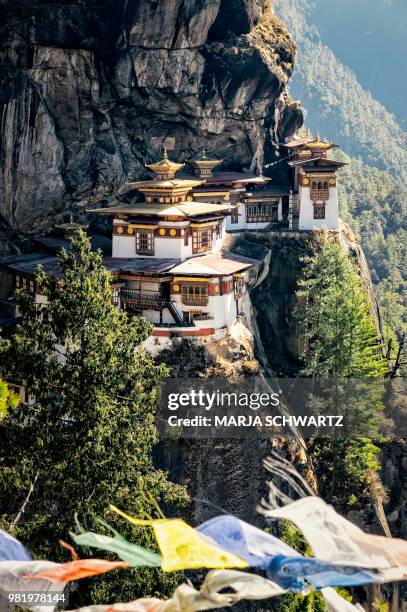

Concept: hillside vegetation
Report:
left=274, top=0, right=407, bottom=359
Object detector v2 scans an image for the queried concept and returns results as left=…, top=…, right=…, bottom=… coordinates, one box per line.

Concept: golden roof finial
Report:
left=306, top=127, right=311, bottom=141
left=304, top=130, right=334, bottom=151
left=146, top=148, right=184, bottom=178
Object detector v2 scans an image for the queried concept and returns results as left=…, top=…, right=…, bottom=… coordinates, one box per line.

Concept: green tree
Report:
left=296, top=233, right=387, bottom=506
left=297, top=233, right=387, bottom=379
left=0, top=231, right=188, bottom=606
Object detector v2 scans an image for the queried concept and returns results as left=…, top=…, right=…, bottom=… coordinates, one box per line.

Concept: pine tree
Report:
left=0, top=231, right=188, bottom=605
left=297, top=233, right=387, bottom=379
left=296, top=233, right=388, bottom=506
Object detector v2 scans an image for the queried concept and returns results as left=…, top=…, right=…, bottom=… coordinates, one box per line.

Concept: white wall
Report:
left=112, top=227, right=226, bottom=260
left=298, top=186, right=340, bottom=231
left=226, top=202, right=245, bottom=231
left=112, top=235, right=136, bottom=258
left=171, top=288, right=239, bottom=331
left=154, top=237, right=187, bottom=259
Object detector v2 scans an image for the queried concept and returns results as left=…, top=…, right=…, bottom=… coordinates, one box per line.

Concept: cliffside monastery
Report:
left=0, top=132, right=345, bottom=350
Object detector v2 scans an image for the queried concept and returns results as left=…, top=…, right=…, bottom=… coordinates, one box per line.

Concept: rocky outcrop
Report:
left=0, top=0, right=303, bottom=240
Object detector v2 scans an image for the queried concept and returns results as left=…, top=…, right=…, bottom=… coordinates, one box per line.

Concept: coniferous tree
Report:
left=296, top=233, right=388, bottom=506
left=0, top=232, right=188, bottom=605
left=297, top=233, right=387, bottom=379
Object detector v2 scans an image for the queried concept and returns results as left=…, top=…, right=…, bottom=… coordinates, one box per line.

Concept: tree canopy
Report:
left=0, top=231, right=187, bottom=606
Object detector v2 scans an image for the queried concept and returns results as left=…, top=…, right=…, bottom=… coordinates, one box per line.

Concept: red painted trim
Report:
left=151, top=327, right=215, bottom=338
left=152, top=329, right=172, bottom=337
left=178, top=328, right=215, bottom=337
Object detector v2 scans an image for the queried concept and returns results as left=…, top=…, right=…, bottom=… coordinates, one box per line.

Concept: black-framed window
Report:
left=136, top=231, right=154, bottom=255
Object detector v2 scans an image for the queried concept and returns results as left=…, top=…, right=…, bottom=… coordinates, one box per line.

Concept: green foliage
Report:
left=296, top=234, right=387, bottom=504
left=0, top=231, right=188, bottom=606
left=275, top=0, right=407, bottom=375
left=0, top=378, right=19, bottom=419
left=337, top=157, right=407, bottom=375
left=297, top=233, right=387, bottom=379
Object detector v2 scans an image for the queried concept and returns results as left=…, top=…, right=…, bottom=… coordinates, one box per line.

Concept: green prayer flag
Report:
left=70, top=518, right=161, bottom=568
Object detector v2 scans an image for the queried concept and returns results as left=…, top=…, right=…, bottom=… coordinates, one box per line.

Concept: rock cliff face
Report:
left=0, top=0, right=302, bottom=241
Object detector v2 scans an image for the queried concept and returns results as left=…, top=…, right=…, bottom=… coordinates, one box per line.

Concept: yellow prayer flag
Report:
left=110, top=505, right=248, bottom=572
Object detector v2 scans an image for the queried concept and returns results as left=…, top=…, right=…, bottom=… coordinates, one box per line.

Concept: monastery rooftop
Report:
left=170, top=252, right=259, bottom=276
left=89, top=201, right=236, bottom=217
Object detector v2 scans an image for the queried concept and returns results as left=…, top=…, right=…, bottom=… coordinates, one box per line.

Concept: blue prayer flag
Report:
left=0, top=529, right=31, bottom=561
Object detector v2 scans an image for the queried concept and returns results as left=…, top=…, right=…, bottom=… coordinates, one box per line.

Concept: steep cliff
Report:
left=0, top=0, right=302, bottom=244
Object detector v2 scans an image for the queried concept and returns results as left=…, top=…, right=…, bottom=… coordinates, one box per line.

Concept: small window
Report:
left=313, top=203, right=326, bottom=219
left=231, top=210, right=239, bottom=224
left=136, top=231, right=154, bottom=255
left=192, top=229, right=212, bottom=254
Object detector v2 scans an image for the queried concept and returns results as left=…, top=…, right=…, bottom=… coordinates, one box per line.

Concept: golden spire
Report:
left=304, top=130, right=333, bottom=151
left=187, top=151, right=222, bottom=178
left=146, top=148, right=185, bottom=179
left=306, top=127, right=311, bottom=141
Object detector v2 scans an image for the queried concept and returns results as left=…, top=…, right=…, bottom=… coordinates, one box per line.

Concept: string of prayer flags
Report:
left=0, top=529, right=32, bottom=561
left=30, top=558, right=129, bottom=583
left=196, top=514, right=301, bottom=568
left=66, top=570, right=287, bottom=612
left=70, top=519, right=162, bottom=568
left=63, top=570, right=368, bottom=612
left=110, top=505, right=248, bottom=572
left=261, top=496, right=407, bottom=577
left=197, top=515, right=379, bottom=591
left=267, top=555, right=378, bottom=591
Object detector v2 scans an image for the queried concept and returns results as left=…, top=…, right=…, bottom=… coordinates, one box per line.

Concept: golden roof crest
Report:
left=146, top=147, right=185, bottom=177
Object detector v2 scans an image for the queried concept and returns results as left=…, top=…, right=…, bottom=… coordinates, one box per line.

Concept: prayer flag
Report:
left=110, top=506, right=248, bottom=572
left=70, top=521, right=161, bottom=568
left=0, top=529, right=31, bottom=561
left=263, top=497, right=407, bottom=575
left=197, top=514, right=301, bottom=568
left=30, top=559, right=129, bottom=583
left=268, top=555, right=378, bottom=591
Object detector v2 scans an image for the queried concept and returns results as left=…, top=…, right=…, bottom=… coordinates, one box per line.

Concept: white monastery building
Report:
left=0, top=132, right=345, bottom=350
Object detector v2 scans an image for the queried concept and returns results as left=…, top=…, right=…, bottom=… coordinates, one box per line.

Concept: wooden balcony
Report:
left=119, top=287, right=168, bottom=311
left=310, top=189, right=329, bottom=201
